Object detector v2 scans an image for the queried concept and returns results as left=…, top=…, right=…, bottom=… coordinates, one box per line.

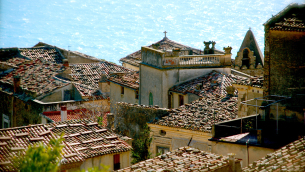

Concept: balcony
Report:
left=141, top=46, right=231, bottom=69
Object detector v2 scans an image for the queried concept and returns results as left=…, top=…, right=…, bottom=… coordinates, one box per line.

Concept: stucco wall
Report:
left=110, top=82, right=138, bottom=112
left=140, top=63, right=231, bottom=108
left=140, top=64, right=169, bottom=107
left=178, top=67, right=231, bottom=82
left=149, top=124, right=212, bottom=157
left=233, top=84, right=263, bottom=118
left=171, top=93, right=188, bottom=109
left=79, top=151, right=131, bottom=171
left=122, top=63, right=139, bottom=71
left=39, top=84, right=74, bottom=102
left=211, top=141, right=276, bottom=168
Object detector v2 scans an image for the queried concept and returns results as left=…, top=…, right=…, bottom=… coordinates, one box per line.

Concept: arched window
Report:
left=242, top=49, right=250, bottom=68
left=149, top=92, right=153, bottom=106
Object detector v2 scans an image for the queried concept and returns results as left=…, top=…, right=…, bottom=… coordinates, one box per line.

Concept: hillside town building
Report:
left=0, top=119, right=132, bottom=171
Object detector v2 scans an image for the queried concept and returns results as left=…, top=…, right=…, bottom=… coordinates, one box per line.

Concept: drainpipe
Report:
left=246, top=139, right=250, bottom=167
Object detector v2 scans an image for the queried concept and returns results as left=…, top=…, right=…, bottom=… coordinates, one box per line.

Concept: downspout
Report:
left=246, top=139, right=250, bottom=167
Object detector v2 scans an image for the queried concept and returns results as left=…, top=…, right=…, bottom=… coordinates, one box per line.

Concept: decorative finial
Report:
left=249, top=27, right=251, bottom=30
left=163, top=31, right=167, bottom=38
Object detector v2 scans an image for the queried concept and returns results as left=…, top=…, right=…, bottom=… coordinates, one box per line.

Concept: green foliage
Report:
left=131, top=124, right=152, bottom=164
left=97, top=116, right=104, bottom=126
left=79, top=164, right=110, bottom=172
left=13, top=134, right=65, bottom=172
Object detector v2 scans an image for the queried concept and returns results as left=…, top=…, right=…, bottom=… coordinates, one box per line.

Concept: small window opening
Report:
left=160, top=130, right=166, bottom=136
left=121, top=86, right=124, bottom=94
left=242, top=49, right=250, bottom=68
left=179, top=95, right=184, bottom=106
left=135, top=90, right=139, bottom=99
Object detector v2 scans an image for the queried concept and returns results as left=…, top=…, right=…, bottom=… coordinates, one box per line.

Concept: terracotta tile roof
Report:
left=118, top=146, right=240, bottom=172
left=107, top=71, right=139, bottom=90
left=0, top=57, right=30, bottom=68
left=45, top=119, right=132, bottom=159
left=69, top=62, right=132, bottom=96
left=270, top=17, right=305, bottom=32
left=33, top=42, right=103, bottom=62
left=0, top=124, right=84, bottom=172
left=233, top=76, right=264, bottom=88
left=19, top=47, right=64, bottom=64
left=243, top=138, right=305, bottom=172
left=42, top=109, right=108, bottom=127
left=0, top=59, right=69, bottom=97
left=120, top=37, right=224, bottom=67
left=151, top=95, right=238, bottom=133
left=169, top=71, right=243, bottom=97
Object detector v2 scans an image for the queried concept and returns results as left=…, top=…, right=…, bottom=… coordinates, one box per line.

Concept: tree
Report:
left=131, top=124, right=152, bottom=164
left=13, top=134, right=65, bottom=172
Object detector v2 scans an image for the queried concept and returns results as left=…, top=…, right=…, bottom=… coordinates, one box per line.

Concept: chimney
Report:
left=211, top=41, right=216, bottom=54
left=172, top=48, right=181, bottom=56
left=224, top=46, right=233, bottom=55
left=228, top=153, right=236, bottom=172
left=63, top=59, right=69, bottom=68
left=107, top=113, right=114, bottom=130
left=61, top=106, right=67, bottom=121
left=204, top=41, right=211, bottom=54
left=13, top=75, right=21, bottom=94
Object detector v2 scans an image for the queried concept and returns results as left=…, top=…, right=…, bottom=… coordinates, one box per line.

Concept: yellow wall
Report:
left=149, top=124, right=276, bottom=168
left=149, top=124, right=212, bottom=157
left=211, top=141, right=276, bottom=168
left=122, top=63, right=139, bottom=71
left=78, top=151, right=131, bottom=171
left=110, top=82, right=139, bottom=112
left=233, top=84, right=263, bottom=118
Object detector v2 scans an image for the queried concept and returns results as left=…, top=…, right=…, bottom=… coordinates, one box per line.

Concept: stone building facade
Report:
left=139, top=40, right=232, bottom=108
left=263, top=3, right=305, bottom=97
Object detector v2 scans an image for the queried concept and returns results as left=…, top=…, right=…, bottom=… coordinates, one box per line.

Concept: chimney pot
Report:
left=223, top=46, right=233, bottom=55
left=204, top=41, right=211, bottom=54
left=61, top=106, right=67, bottom=121
left=63, top=59, right=69, bottom=67
left=107, top=113, right=114, bottom=130
left=228, top=153, right=236, bottom=172
left=13, top=75, right=21, bottom=94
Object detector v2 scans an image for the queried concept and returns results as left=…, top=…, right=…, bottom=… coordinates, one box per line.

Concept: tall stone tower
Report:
left=263, top=3, right=305, bottom=96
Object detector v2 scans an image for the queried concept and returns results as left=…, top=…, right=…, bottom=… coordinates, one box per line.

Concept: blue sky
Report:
left=1, top=0, right=304, bottom=63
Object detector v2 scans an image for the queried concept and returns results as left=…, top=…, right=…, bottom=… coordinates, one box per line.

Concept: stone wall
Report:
left=264, top=30, right=305, bottom=96
left=113, top=102, right=169, bottom=138
left=0, top=91, right=43, bottom=128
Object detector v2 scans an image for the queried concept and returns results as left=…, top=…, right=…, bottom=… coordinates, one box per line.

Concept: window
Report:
left=135, top=90, right=139, bottom=99
left=113, top=154, right=120, bottom=170
left=157, top=146, right=169, bottom=155
left=3, top=114, right=10, bottom=128
left=64, top=90, right=71, bottom=101
left=242, top=49, right=250, bottom=68
left=149, top=92, right=153, bottom=106
left=159, top=130, right=166, bottom=136
left=179, top=95, right=184, bottom=106
left=121, top=86, right=124, bottom=94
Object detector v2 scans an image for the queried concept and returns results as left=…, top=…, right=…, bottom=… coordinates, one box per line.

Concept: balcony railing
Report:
left=162, top=55, right=225, bottom=67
